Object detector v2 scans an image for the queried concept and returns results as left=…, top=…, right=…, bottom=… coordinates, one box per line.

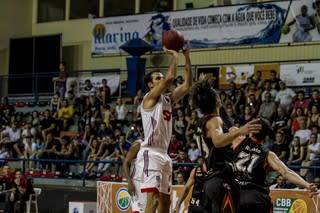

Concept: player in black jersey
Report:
left=190, top=79, right=261, bottom=213
left=173, top=157, right=209, bottom=213
left=231, top=119, right=318, bottom=213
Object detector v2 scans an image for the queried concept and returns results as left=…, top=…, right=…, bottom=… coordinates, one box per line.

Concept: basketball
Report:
left=162, top=29, right=185, bottom=51
left=281, top=24, right=290, bottom=34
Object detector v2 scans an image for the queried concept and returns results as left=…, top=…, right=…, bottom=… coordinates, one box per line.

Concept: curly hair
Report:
left=189, top=79, right=218, bottom=115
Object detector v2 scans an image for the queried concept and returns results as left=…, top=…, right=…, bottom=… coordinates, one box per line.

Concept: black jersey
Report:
left=234, top=137, right=270, bottom=193
left=189, top=166, right=207, bottom=209
left=199, top=114, right=235, bottom=179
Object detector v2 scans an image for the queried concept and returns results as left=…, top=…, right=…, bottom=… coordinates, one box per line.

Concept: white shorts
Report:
left=136, top=148, right=172, bottom=195
left=140, top=169, right=172, bottom=195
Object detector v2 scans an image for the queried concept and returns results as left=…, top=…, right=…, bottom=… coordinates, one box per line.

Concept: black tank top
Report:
left=233, top=137, right=270, bottom=193
left=189, top=166, right=207, bottom=208
left=198, top=114, right=235, bottom=178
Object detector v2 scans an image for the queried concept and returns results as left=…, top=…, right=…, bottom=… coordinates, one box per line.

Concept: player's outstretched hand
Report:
left=239, top=119, right=262, bottom=136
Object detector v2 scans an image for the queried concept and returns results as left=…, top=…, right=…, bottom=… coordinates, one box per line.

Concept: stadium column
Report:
left=125, top=56, right=146, bottom=97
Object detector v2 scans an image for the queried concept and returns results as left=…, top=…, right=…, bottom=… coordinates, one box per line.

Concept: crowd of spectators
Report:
left=1, top=70, right=320, bottom=188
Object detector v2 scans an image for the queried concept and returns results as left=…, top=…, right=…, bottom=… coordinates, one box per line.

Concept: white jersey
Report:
left=140, top=94, right=172, bottom=152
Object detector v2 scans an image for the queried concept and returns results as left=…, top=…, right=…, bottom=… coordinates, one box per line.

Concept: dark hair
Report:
left=190, top=79, right=218, bottom=115
left=144, top=70, right=161, bottom=91
left=254, top=118, right=272, bottom=141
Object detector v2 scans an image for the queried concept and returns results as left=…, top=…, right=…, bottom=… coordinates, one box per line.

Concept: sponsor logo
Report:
left=116, top=187, right=131, bottom=211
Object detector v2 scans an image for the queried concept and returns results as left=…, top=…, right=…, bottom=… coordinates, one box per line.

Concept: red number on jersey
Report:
left=163, top=110, right=172, bottom=121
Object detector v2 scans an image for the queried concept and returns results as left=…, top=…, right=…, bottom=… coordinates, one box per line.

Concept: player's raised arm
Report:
left=143, top=47, right=178, bottom=110
left=171, top=44, right=192, bottom=103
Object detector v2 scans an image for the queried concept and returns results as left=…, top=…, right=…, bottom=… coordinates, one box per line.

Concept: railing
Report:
left=1, top=158, right=317, bottom=187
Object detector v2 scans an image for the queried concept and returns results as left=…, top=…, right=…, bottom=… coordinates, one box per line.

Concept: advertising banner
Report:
left=92, top=1, right=292, bottom=55
left=280, top=63, right=320, bottom=86
left=97, top=182, right=320, bottom=213
left=92, top=0, right=320, bottom=55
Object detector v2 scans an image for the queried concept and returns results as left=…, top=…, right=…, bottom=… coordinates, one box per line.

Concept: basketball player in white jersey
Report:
left=135, top=46, right=192, bottom=213
left=123, top=139, right=146, bottom=213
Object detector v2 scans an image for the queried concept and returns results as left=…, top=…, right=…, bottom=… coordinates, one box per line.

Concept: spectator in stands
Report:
left=50, top=92, right=61, bottom=116
left=125, top=123, right=142, bottom=143
left=101, top=104, right=113, bottom=127
left=275, top=81, right=296, bottom=113
left=30, top=136, right=45, bottom=170
left=307, top=105, right=320, bottom=129
left=40, top=132, right=61, bottom=171
left=57, top=99, right=75, bottom=131
left=66, top=90, right=79, bottom=114
left=81, top=109, right=95, bottom=128
left=55, top=136, right=76, bottom=176
left=5, top=169, right=28, bottom=213
left=97, top=122, right=113, bottom=140
left=1, top=97, right=15, bottom=117
left=132, top=89, right=144, bottom=122
left=0, top=165, right=13, bottom=203
left=98, top=78, right=111, bottom=106
left=81, top=124, right=97, bottom=160
left=30, top=111, right=40, bottom=132
left=1, top=122, right=21, bottom=144
left=0, top=144, right=10, bottom=167
left=294, top=118, right=312, bottom=146
left=40, top=110, right=56, bottom=139
left=311, top=125, right=320, bottom=143
left=87, top=95, right=101, bottom=116
left=85, top=135, right=102, bottom=174
left=168, top=134, right=183, bottom=159
left=292, top=90, right=309, bottom=116
left=187, top=140, right=201, bottom=163
left=246, top=82, right=261, bottom=105
left=222, top=104, right=239, bottom=131
left=114, top=98, right=129, bottom=128
left=308, top=89, right=320, bottom=113
left=83, top=79, right=96, bottom=97
left=250, top=70, right=264, bottom=90
left=173, top=150, right=192, bottom=181
left=271, top=131, right=288, bottom=162
left=269, top=174, right=290, bottom=189
left=240, top=104, right=256, bottom=126
left=173, top=108, right=187, bottom=144
left=23, top=135, right=36, bottom=169
left=261, top=80, right=277, bottom=102
left=262, top=134, right=274, bottom=152
left=185, top=110, right=199, bottom=145
left=226, top=81, right=239, bottom=105
left=303, top=133, right=320, bottom=181
left=270, top=70, right=281, bottom=91
left=96, top=136, right=117, bottom=176
left=173, top=171, right=186, bottom=185
left=271, top=106, right=292, bottom=139
left=258, top=92, right=277, bottom=120
left=291, top=107, right=306, bottom=135
left=0, top=110, right=9, bottom=129
left=287, top=136, right=305, bottom=172
left=53, top=61, right=68, bottom=99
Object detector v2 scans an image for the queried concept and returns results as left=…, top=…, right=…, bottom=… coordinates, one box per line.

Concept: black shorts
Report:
left=204, top=177, right=240, bottom=213
left=239, top=188, right=272, bottom=213
left=188, top=206, right=210, bottom=213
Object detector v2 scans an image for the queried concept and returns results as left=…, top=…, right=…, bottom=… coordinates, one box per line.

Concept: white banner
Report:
left=92, top=1, right=294, bottom=55
left=65, top=75, right=120, bottom=97
left=280, top=63, right=320, bottom=86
